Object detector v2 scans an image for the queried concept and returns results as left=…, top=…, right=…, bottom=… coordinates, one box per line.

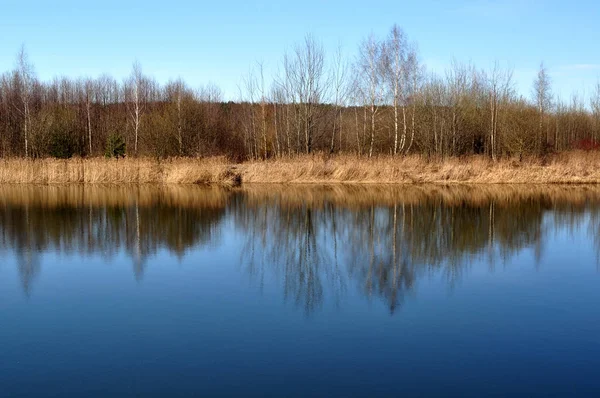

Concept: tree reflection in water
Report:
left=234, top=185, right=600, bottom=314
left=0, top=184, right=599, bottom=311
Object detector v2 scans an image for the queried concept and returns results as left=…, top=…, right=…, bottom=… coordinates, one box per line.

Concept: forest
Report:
left=1, top=24, right=600, bottom=161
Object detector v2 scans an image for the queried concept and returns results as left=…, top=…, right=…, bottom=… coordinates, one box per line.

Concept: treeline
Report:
left=2, top=25, right=600, bottom=160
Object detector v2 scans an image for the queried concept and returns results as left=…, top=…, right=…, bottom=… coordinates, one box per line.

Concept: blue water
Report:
left=1, top=186, right=599, bottom=397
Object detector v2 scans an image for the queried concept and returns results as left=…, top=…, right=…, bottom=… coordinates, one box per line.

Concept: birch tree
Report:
left=125, top=61, right=146, bottom=156
left=258, top=62, right=268, bottom=159
left=383, top=25, right=408, bottom=155
left=284, top=34, right=329, bottom=154
left=356, top=34, right=385, bottom=158
left=591, top=81, right=600, bottom=145
left=15, top=46, right=34, bottom=158
left=487, top=62, right=513, bottom=160
left=533, top=63, right=552, bottom=155
left=404, top=45, right=421, bottom=154
left=329, top=43, right=349, bottom=153
left=84, top=78, right=94, bottom=155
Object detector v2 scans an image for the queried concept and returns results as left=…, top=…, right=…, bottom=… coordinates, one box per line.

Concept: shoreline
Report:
left=0, top=152, right=600, bottom=185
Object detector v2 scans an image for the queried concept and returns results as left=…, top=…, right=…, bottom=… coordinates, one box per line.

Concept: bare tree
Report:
left=197, top=82, right=223, bottom=156
left=446, top=61, right=469, bottom=156
left=591, top=81, right=600, bottom=145
left=404, top=44, right=421, bottom=154
left=356, top=33, right=385, bottom=158
left=84, top=78, right=94, bottom=155
left=175, top=79, right=184, bottom=156
left=487, top=62, right=513, bottom=160
left=271, top=85, right=286, bottom=157
left=422, top=74, right=446, bottom=156
left=283, top=34, right=329, bottom=154
left=258, top=62, right=268, bottom=159
left=274, top=59, right=293, bottom=155
left=383, top=25, right=408, bottom=155
left=241, top=67, right=259, bottom=159
left=330, top=43, right=349, bottom=153
left=125, top=61, right=146, bottom=156
left=533, top=63, right=552, bottom=155
left=165, top=78, right=186, bottom=155
left=350, top=91, right=361, bottom=156
left=15, top=45, right=34, bottom=158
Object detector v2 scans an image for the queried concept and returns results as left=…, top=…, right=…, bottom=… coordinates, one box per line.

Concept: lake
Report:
left=1, top=184, right=600, bottom=397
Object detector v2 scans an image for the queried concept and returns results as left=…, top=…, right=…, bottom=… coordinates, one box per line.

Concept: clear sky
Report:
left=1, top=0, right=599, bottom=101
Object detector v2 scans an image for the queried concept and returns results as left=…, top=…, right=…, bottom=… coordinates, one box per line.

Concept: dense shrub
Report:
left=572, top=139, right=600, bottom=151
left=49, top=131, right=76, bottom=159
left=105, top=134, right=126, bottom=158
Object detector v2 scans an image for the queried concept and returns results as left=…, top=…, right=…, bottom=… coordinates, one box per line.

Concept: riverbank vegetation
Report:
left=1, top=24, right=600, bottom=174
left=0, top=151, right=600, bottom=184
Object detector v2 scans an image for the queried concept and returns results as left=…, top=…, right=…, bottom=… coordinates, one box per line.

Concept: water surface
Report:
left=1, top=184, right=600, bottom=397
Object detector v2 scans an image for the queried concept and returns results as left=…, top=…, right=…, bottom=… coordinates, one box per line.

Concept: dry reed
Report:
left=0, top=151, right=600, bottom=185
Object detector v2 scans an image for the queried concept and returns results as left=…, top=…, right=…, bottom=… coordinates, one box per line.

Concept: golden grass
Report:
left=0, top=157, right=236, bottom=185
left=0, top=151, right=600, bottom=185
left=240, top=151, right=600, bottom=184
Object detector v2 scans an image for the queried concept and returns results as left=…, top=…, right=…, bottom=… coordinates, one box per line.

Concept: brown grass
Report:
left=0, top=157, right=236, bottom=185
left=240, top=151, right=600, bottom=184
left=0, top=151, right=600, bottom=185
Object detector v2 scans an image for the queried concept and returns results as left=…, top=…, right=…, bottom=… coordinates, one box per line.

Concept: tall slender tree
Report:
left=533, top=63, right=552, bottom=155
left=126, top=61, right=146, bottom=156
left=15, top=45, right=34, bottom=158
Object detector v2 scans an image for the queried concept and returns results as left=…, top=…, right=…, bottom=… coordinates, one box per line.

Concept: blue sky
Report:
left=1, top=0, right=599, bottom=101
